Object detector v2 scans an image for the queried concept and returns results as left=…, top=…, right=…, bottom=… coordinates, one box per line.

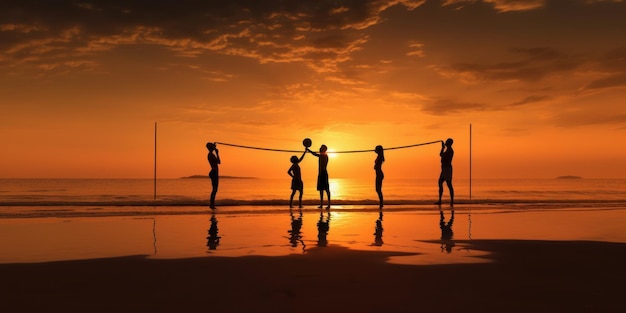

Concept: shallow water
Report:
left=1, top=205, right=625, bottom=264
left=1, top=178, right=625, bottom=210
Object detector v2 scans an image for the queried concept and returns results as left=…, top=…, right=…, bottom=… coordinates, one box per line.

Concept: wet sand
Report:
left=1, top=206, right=626, bottom=312
left=1, top=240, right=625, bottom=312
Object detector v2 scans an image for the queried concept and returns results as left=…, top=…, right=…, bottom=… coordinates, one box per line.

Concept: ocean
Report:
left=1, top=177, right=626, bottom=263
left=1, top=177, right=624, bottom=208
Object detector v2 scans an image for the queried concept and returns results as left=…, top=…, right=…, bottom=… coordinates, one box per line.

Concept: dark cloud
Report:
left=422, top=97, right=493, bottom=115
left=510, top=95, right=551, bottom=106
left=584, top=46, right=626, bottom=91
left=0, top=0, right=417, bottom=73
left=437, top=47, right=582, bottom=83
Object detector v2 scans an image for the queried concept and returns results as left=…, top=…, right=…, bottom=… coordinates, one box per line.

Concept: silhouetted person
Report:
left=436, top=138, right=454, bottom=206
left=317, top=211, right=330, bottom=247
left=373, top=210, right=384, bottom=246
left=307, top=144, right=331, bottom=209
left=206, top=142, right=221, bottom=209
left=288, top=150, right=307, bottom=208
left=374, top=145, right=385, bottom=209
left=440, top=209, right=455, bottom=253
left=287, top=208, right=305, bottom=252
left=206, top=213, right=221, bottom=250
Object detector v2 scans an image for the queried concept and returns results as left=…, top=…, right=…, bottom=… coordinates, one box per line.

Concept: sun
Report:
left=327, top=149, right=338, bottom=159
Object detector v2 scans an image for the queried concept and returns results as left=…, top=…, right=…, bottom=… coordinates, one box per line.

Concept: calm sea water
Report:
left=0, top=178, right=624, bottom=206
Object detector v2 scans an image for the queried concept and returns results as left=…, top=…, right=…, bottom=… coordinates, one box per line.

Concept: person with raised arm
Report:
left=206, top=142, right=221, bottom=209
left=287, top=149, right=307, bottom=208
left=307, top=144, right=331, bottom=209
left=436, top=138, right=454, bottom=206
left=374, top=145, right=385, bottom=209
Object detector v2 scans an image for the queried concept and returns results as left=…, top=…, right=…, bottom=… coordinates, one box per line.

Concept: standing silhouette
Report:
left=206, top=142, right=221, bottom=209
left=307, top=144, right=331, bottom=209
left=374, top=145, right=385, bottom=209
left=436, top=138, right=454, bottom=206
left=287, top=150, right=307, bottom=208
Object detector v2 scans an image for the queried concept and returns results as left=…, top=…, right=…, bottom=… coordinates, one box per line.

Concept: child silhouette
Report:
left=288, top=150, right=307, bottom=208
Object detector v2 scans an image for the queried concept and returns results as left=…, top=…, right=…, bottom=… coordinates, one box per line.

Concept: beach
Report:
left=2, top=204, right=626, bottom=312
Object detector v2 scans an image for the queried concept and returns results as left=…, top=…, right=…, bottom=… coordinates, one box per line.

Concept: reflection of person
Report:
left=287, top=208, right=305, bottom=252
left=307, top=145, right=331, bottom=209
left=206, top=213, right=221, bottom=250
left=440, top=210, right=455, bottom=253
left=206, top=142, right=221, bottom=209
left=373, top=211, right=384, bottom=246
left=436, top=138, right=454, bottom=207
left=317, top=211, right=330, bottom=247
left=288, top=150, right=307, bottom=208
left=374, top=145, right=385, bottom=209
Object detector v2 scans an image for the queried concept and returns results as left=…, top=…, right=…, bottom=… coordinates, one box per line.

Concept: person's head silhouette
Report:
left=206, top=142, right=216, bottom=152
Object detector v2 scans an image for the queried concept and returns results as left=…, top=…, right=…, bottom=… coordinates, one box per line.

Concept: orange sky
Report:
left=1, top=0, right=625, bottom=179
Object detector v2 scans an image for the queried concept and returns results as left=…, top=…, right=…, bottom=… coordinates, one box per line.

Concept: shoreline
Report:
left=1, top=201, right=626, bottom=219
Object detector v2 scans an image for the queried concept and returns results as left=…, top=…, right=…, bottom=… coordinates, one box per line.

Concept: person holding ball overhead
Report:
left=287, top=148, right=307, bottom=208
left=307, top=142, right=331, bottom=209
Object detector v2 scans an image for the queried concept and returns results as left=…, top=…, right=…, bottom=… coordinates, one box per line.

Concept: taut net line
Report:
left=213, top=140, right=442, bottom=154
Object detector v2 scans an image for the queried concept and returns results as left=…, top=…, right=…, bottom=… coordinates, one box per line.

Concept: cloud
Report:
left=510, top=95, right=551, bottom=106
left=583, top=46, right=626, bottom=92
left=421, top=97, right=493, bottom=115
left=553, top=111, right=626, bottom=128
left=0, top=0, right=426, bottom=75
left=443, top=0, right=545, bottom=12
left=433, top=47, right=582, bottom=83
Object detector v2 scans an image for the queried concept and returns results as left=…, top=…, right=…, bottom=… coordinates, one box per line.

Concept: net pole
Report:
left=154, top=122, right=157, bottom=201
left=469, top=123, right=472, bottom=201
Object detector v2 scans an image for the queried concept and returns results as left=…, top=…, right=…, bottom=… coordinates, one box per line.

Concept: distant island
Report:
left=181, top=175, right=258, bottom=179
left=556, top=175, right=582, bottom=179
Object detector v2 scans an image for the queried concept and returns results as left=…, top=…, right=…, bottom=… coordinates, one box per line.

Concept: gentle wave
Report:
left=2, top=198, right=626, bottom=207
left=2, top=201, right=626, bottom=220
left=1, top=178, right=625, bottom=207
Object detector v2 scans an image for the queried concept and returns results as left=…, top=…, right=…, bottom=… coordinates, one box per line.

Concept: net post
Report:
left=154, top=122, right=157, bottom=201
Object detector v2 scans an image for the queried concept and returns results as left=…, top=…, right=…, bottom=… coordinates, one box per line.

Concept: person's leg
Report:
left=326, top=189, right=331, bottom=209
left=210, top=189, right=217, bottom=208
left=436, top=174, right=444, bottom=205
left=447, top=180, right=454, bottom=206
left=290, top=190, right=296, bottom=208
left=298, top=189, right=303, bottom=208
left=210, top=178, right=218, bottom=208
left=376, top=176, right=383, bottom=208
left=319, top=190, right=324, bottom=208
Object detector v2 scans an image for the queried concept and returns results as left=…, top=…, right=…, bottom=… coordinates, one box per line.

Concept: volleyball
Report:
left=303, top=138, right=312, bottom=148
